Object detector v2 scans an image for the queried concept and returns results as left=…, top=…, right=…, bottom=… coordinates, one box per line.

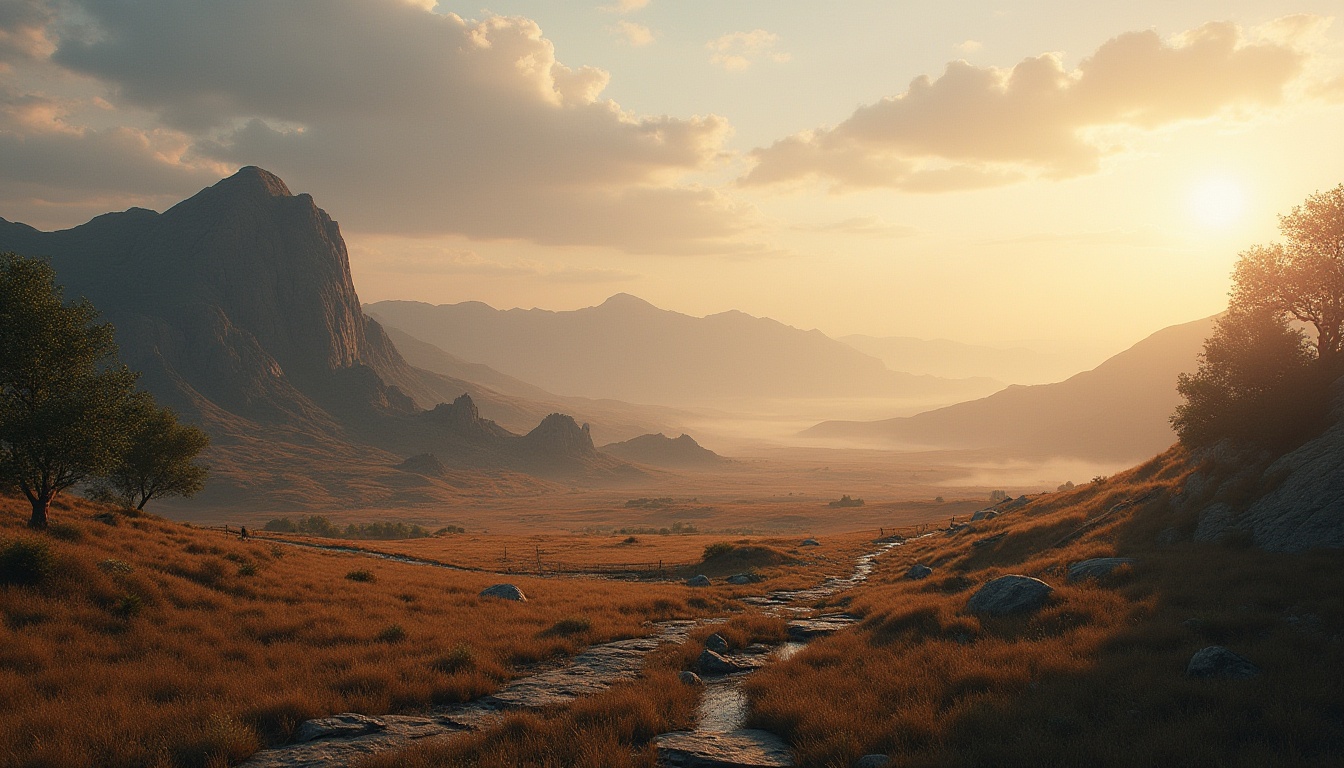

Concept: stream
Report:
left=238, top=541, right=903, bottom=768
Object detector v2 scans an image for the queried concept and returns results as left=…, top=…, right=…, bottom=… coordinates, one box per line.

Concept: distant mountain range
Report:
left=366, top=296, right=1003, bottom=408
left=0, top=168, right=650, bottom=509
left=599, top=433, right=728, bottom=468
left=805, top=315, right=1218, bottom=462
left=839, top=334, right=1093, bottom=385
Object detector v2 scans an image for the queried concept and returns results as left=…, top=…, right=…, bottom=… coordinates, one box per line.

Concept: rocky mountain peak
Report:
left=523, top=413, right=595, bottom=454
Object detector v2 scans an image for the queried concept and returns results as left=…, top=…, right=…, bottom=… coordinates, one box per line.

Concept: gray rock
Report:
left=726, top=573, right=760, bottom=585
left=800, top=538, right=821, bottom=547
left=966, top=575, right=1053, bottom=616
left=970, top=508, right=991, bottom=522
left=655, top=728, right=793, bottom=767
left=292, top=713, right=386, bottom=744
left=971, top=533, right=1006, bottom=548
left=1186, top=645, right=1261, bottom=679
left=787, top=614, right=857, bottom=640
left=854, top=756, right=890, bottom=768
left=479, top=583, right=526, bottom=601
left=905, top=564, right=933, bottom=580
left=1067, top=557, right=1136, bottom=582
left=698, top=649, right=749, bottom=675
left=686, top=574, right=712, bottom=587
left=705, top=633, right=730, bottom=654
left=679, top=670, right=704, bottom=686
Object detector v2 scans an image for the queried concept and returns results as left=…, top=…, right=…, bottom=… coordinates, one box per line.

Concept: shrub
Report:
left=375, top=625, right=407, bottom=643
left=540, top=616, right=591, bottom=637
left=431, top=644, right=476, bottom=674
left=0, top=538, right=56, bottom=586
left=703, top=542, right=736, bottom=560
left=97, top=558, right=133, bottom=575
left=47, top=522, right=83, bottom=541
left=112, top=593, right=143, bottom=618
left=345, top=569, right=375, bottom=582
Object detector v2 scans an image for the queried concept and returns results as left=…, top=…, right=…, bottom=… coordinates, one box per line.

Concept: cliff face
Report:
left=0, top=167, right=640, bottom=509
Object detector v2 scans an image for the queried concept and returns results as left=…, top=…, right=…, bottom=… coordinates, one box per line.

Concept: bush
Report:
left=345, top=569, right=376, bottom=583
left=703, top=542, right=736, bottom=560
left=540, top=616, right=591, bottom=637
left=47, top=522, right=83, bottom=541
left=0, top=538, right=56, bottom=586
left=375, top=625, right=407, bottom=643
left=432, top=644, right=476, bottom=674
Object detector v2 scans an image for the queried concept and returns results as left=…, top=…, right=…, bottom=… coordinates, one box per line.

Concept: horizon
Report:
left=2, top=1, right=1341, bottom=349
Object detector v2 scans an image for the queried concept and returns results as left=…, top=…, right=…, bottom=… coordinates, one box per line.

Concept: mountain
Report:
left=839, top=334, right=1094, bottom=385
left=365, top=295, right=1003, bottom=408
left=803, top=315, right=1219, bottom=462
left=599, top=433, right=728, bottom=468
left=0, top=167, right=644, bottom=509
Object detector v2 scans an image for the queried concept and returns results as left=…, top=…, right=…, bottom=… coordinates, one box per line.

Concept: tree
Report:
left=1230, top=184, right=1344, bottom=374
left=92, top=395, right=209, bottom=511
left=0, top=252, right=140, bottom=528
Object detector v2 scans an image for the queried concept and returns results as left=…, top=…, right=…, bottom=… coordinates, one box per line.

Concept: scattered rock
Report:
left=854, top=756, right=890, bottom=768
left=292, top=713, right=386, bottom=743
left=698, top=649, right=750, bottom=675
left=726, top=573, right=761, bottom=585
left=1186, top=646, right=1261, bottom=679
left=801, top=539, right=821, bottom=547
left=705, top=633, right=730, bottom=654
left=787, top=614, right=857, bottom=640
left=479, top=583, right=526, bottom=602
left=905, top=564, right=933, bottom=580
left=686, top=575, right=712, bottom=587
left=971, top=533, right=1006, bottom=548
left=945, top=523, right=971, bottom=536
left=966, top=575, right=1053, bottom=616
left=655, top=729, right=793, bottom=767
left=679, top=670, right=703, bottom=686
left=970, top=508, right=992, bottom=522
left=1067, top=557, right=1136, bottom=583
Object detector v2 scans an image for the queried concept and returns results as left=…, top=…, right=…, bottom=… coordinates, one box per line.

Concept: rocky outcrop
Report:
left=1067, top=558, right=1135, bottom=582
left=395, top=453, right=447, bottom=477
left=905, top=564, right=933, bottom=580
left=655, top=729, right=793, bottom=768
left=1186, top=646, right=1260, bottom=679
left=705, top=633, right=730, bottom=654
left=479, top=584, right=526, bottom=602
left=687, top=575, right=712, bottom=587
left=966, top=575, right=1053, bottom=616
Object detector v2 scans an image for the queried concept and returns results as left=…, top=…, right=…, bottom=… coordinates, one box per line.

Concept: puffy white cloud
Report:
left=610, top=20, right=654, bottom=47
left=0, top=0, right=753, bottom=255
left=707, top=30, right=790, bottom=71
left=742, top=20, right=1313, bottom=191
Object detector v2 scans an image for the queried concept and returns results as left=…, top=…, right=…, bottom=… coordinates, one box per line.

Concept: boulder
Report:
left=705, top=633, right=730, bottom=654
left=854, top=756, right=890, bottom=768
left=801, top=538, right=821, bottom=547
left=1186, top=646, right=1261, bottom=679
left=905, top=564, right=933, bottom=580
left=1067, top=557, right=1136, bottom=583
left=678, top=670, right=703, bottom=686
left=970, top=508, right=991, bottom=521
left=479, top=583, right=527, bottom=601
left=686, top=575, right=712, bottom=587
left=726, top=573, right=759, bottom=585
left=966, top=575, right=1053, bottom=616
left=292, top=713, right=386, bottom=743
left=698, top=649, right=749, bottom=675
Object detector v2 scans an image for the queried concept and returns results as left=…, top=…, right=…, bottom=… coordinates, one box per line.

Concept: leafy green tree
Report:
left=1230, top=184, right=1344, bottom=374
left=0, top=252, right=140, bottom=528
left=93, top=395, right=209, bottom=511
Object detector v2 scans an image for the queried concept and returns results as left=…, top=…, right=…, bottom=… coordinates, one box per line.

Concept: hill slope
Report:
left=599, top=433, right=728, bottom=468
left=805, top=315, right=1218, bottom=462
left=839, top=334, right=1093, bottom=384
left=366, top=295, right=1002, bottom=408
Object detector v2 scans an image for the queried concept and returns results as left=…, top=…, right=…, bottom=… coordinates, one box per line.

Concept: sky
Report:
left=2, top=0, right=1342, bottom=354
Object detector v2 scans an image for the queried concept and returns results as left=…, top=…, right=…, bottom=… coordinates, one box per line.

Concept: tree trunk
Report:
left=28, top=496, right=49, bottom=529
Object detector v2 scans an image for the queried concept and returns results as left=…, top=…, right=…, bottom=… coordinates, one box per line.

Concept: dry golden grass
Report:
left=0, top=494, right=741, bottom=768
left=741, top=450, right=1344, bottom=767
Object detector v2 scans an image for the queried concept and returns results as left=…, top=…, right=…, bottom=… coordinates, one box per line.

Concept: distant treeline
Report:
left=261, top=515, right=461, bottom=540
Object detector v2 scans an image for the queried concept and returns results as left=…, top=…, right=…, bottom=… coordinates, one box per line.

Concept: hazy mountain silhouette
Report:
left=0, top=167, right=645, bottom=508
left=839, top=335, right=1093, bottom=384
left=599, top=433, right=728, bottom=468
left=366, top=295, right=1002, bottom=407
left=804, top=315, right=1219, bottom=462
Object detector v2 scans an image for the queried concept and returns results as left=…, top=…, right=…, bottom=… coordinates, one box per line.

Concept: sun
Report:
left=1189, top=176, right=1248, bottom=229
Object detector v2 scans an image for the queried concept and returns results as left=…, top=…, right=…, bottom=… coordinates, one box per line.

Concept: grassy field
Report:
left=740, top=449, right=1344, bottom=767
left=0, top=495, right=753, bottom=768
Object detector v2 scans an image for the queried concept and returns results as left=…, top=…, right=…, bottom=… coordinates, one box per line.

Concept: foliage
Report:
left=0, top=537, right=56, bottom=586
left=702, top=541, right=737, bottom=560
left=0, top=252, right=141, bottom=527
left=262, top=515, right=431, bottom=540
left=90, top=397, right=209, bottom=510
left=344, top=569, right=376, bottom=582
left=1174, top=185, right=1343, bottom=449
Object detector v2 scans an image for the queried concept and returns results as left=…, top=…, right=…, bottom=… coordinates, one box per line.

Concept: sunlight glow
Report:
left=1189, top=176, right=1248, bottom=229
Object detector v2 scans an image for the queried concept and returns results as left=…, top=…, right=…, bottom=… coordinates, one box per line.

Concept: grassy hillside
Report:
left=741, top=450, right=1344, bottom=767
left=0, top=496, right=733, bottom=768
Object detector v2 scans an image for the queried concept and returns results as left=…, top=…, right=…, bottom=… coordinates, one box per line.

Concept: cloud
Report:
left=707, top=30, right=791, bottom=71
left=609, top=20, right=653, bottom=47
left=0, top=0, right=755, bottom=256
left=602, top=0, right=649, bottom=13
left=956, top=40, right=983, bottom=53
left=796, top=217, right=918, bottom=238
left=742, top=20, right=1313, bottom=191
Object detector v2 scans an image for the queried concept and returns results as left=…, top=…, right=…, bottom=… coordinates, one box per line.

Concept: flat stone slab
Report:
left=292, top=713, right=386, bottom=743
left=655, top=729, right=794, bottom=767
left=786, top=614, right=857, bottom=640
